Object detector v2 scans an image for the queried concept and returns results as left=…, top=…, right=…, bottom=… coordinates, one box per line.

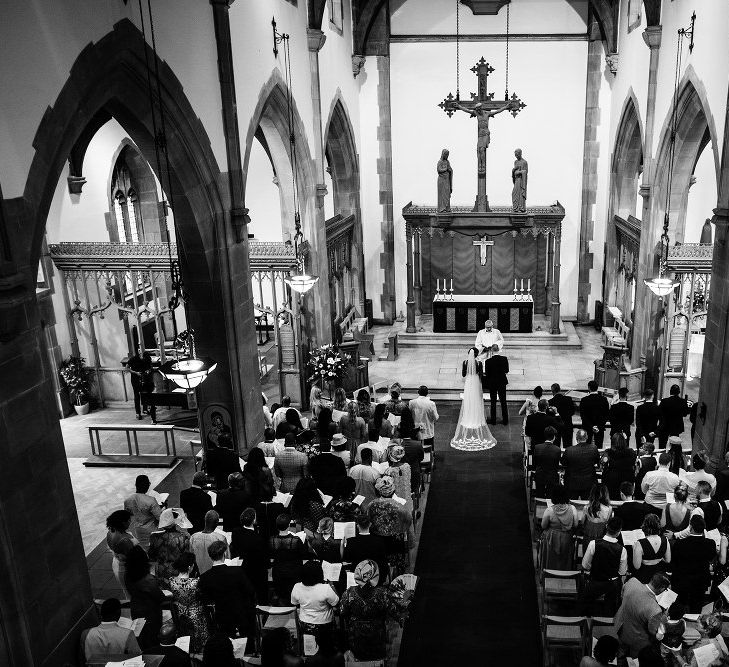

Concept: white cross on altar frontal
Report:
left=473, top=237, right=494, bottom=266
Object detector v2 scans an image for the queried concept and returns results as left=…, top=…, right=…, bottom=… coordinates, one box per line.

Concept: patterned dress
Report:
left=339, top=585, right=391, bottom=660
left=148, top=528, right=190, bottom=586
left=168, top=575, right=210, bottom=654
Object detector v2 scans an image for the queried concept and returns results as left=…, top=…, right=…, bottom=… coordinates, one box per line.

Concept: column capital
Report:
left=605, top=53, right=619, bottom=75
left=642, top=25, right=662, bottom=50
left=352, top=55, right=366, bottom=78
left=307, top=29, right=326, bottom=52
left=712, top=207, right=729, bottom=225
left=315, top=183, right=328, bottom=208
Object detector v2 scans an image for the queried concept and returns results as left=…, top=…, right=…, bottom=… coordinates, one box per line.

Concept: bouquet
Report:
left=307, top=344, right=350, bottom=384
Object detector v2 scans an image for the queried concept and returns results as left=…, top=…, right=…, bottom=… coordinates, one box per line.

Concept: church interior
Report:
left=3, top=0, right=729, bottom=664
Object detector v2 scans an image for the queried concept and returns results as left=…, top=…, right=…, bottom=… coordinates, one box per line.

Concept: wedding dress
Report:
left=450, top=349, right=497, bottom=451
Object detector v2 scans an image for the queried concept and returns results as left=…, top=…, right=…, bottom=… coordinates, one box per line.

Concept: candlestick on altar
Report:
left=521, top=278, right=524, bottom=291
left=527, top=278, right=531, bottom=290
left=450, top=278, right=453, bottom=291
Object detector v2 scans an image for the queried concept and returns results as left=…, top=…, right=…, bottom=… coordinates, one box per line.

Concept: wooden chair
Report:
left=534, top=498, right=549, bottom=533
left=254, top=605, right=301, bottom=656
left=542, top=615, right=589, bottom=667
left=541, top=570, right=582, bottom=615
left=589, top=616, right=617, bottom=642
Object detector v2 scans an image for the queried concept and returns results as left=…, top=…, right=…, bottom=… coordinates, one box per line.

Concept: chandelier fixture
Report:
left=159, top=329, right=217, bottom=389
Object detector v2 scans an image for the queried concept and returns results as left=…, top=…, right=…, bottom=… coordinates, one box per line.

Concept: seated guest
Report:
left=533, top=426, right=561, bottom=497
left=308, top=517, right=342, bottom=563
left=339, top=403, right=367, bottom=462
left=349, top=448, right=381, bottom=509
left=274, top=433, right=309, bottom=493
left=291, top=477, right=329, bottom=533
left=269, top=513, right=309, bottom=602
left=635, top=389, right=660, bottom=446
left=148, top=508, right=192, bottom=586
left=383, top=444, right=412, bottom=513
left=641, top=452, right=680, bottom=511
left=230, top=508, right=269, bottom=604
left=145, top=624, right=192, bottom=667
left=205, top=432, right=242, bottom=490
left=634, top=443, right=657, bottom=500
left=694, top=480, right=723, bottom=531
left=330, top=433, right=351, bottom=468
left=614, top=573, right=670, bottom=658
left=660, top=482, right=691, bottom=536
left=561, top=428, right=599, bottom=500
left=683, top=452, right=717, bottom=499
left=215, top=472, right=249, bottom=531
left=202, top=633, right=237, bottom=667
left=342, top=513, right=388, bottom=579
left=539, top=484, right=579, bottom=570
left=384, top=382, right=407, bottom=416
left=198, top=540, right=256, bottom=639
left=614, top=482, right=648, bottom=531
left=632, top=514, right=670, bottom=584
left=124, top=474, right=162, bottom=549
left=330, top=477, right=360, bottom=522
left=608, top=387, right=635, bottom=446
left=582, top=484, right=612, bottom=542
left=671, top=514, right=717, bottom=612
left=368, top=476, right=413, bottom=575
left=580, top=516, right=627, bottom=616
left=242, top=447, right=276, bottom=504
left=189, top=510, right=229, bottom=575
left=339, top=560, right=391, bottom=661
left=355, top=429, right=388, bottom=464
left=82, top=597, right=141, bottom=660
left=368, top=404, right=393, bottom=440
left=356, top=389, right=373, bottom=423
left=260, top=628, right=305, bottom=667
left=290, top=561, right=339, bottom=644
left=179, top=471, right=213, bottom=534
left=602, top=432, right=637, bottom=499
left=579, top=635, right=620, bottom=667
left=309, top=440, right=347, bottom=497
left=124, top=546, right=165, bottom=650
left=169, top=552, right=210, bottom=655
left=257, top=427, right=280, bottom=457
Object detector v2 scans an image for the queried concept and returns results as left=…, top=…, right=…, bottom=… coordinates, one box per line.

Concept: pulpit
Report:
left=339, top=340, right=369, bottom=393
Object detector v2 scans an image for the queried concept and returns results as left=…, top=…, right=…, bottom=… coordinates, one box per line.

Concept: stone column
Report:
left=551, top=224, right=562, bottom=334
left=406, top=223, right=416, bottom=333
left=545, top=232, right=554, bottom=318
left=631, top=25, right=663, bottom=374
left=414, top=230, right=422, bottom=316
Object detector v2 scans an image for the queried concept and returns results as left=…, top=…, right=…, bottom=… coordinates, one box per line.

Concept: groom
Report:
left=483, top=344, right=509, bottom=425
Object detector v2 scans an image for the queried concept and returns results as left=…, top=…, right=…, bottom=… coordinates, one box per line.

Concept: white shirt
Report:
left=272, top=406, right=301, bottom=430
left=581, top=534, right=628, bottom=576
left=475, top=328, right=505, bottom=357
left=641, top=468, right=680, bottom=508
left=190, top=530, right=229, bottom=574
left=290, top=582, right=339, bottom=625
left=84, top=621, right=140, bottom=659
left=681, top=469, right=717, bottom=497
left=408, top=396, right=439, bottom=439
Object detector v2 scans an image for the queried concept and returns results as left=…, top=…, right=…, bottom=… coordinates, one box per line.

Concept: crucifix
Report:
left=473, top=236, right=494, bottom=266
left=439, top=58, right=526, bottom=212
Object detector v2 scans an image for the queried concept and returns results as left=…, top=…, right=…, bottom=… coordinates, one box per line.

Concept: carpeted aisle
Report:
left=398, top=402, right=541, bottom=666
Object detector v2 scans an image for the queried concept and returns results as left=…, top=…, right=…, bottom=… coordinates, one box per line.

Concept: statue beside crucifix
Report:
left=439, top=58, right=526, bottom=212
left=511, top=148, right=528, bottom=213
left=436, top=148, right=453, bottom=213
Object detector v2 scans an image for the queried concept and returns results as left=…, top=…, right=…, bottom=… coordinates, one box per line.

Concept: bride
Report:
left=450, top=347, right=497, bottom=451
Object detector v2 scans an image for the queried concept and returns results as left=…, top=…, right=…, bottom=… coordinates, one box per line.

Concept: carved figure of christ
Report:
left=473, top=238, right=494, bottom=266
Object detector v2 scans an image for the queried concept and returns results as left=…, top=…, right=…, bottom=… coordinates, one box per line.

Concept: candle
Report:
left=514, top=278, right=517, bottom=291
left=527, top=278, right=531, bottom=290
left=450, top=278, right=453, bottom=290
left=436, top=279, right=440, bottom=291
left=521, top=278, right=524, bottom=291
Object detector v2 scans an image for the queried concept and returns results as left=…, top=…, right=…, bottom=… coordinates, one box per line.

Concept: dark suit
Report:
left=198, top=564, right=256, bottom=638
left=483, top=353, right=509, bottom=423
left=550, top=393, right=575, bottom=446
left=534, top=442, right=561, bottom=497
left=658, top=395, right=691, bottom=448
left=609, top=401, right=635, bottom=446
left=635, top=401, right=660, bottom=445
left=215, top=487, right=251, bottom=531
left=179, top=486, right=213, bottom=534
left=525, top=411, right=564, bottom=449
left=343, top=534, right=388, bottom=579
left=206, top=447, right=243, bottom=490
left=671, top=535, right=717, bottom=612
left=146, top=644, right=192, bottom=667
left=401, top=438, right=424, bottom=492
left=230, top=526, right=269, bottom=604
left=309, top=452, right=347, bottom=496
left=614, top=500, right=648, bottom=531
left=560, top=443, right=599, bottom=498
left=580, top=392, right=610, bottom=447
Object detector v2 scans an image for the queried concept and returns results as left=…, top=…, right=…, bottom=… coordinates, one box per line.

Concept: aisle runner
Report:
left=398, top=403, right=540, bottom=665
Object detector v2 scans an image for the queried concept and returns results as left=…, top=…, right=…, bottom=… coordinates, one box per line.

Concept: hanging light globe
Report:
left=160, top=356, right=217, bottom=389
left=644, top=276, right=679, bottom=297
left=285, top=272, right=319, bottom=294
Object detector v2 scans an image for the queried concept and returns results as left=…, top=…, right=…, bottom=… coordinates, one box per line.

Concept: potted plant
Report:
left=307, top=344, right=350, bottom=395
left=59, top=356, right=92, bottom=415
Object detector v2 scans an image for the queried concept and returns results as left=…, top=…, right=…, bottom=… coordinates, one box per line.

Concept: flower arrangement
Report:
left=307, top=344, right=350, bottom=385
left=296, top=441, right=320, bottom=460
left=59, top=356, right=92, bottom=405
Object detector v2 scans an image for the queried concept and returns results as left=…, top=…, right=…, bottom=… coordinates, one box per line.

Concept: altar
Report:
left=433, top=294, right=533, bottom=333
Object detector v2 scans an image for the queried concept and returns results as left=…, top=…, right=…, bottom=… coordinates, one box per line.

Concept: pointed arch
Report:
left=611, top=90, right=644, bottom=219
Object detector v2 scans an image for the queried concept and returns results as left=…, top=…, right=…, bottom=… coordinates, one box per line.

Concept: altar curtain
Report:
left=515, top=235, right=536, bottom=299
left=453, top=235, right=476, bottom=294
left=420, top=233, right=433, bottom=306
left=492, top=235, right=513, bottom=296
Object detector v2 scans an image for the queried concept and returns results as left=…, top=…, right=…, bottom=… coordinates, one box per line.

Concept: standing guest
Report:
left=579, top=636, right=620, bottom=667
left=602, top=432, right=637, bottom=499
left=310, top=441, right=347, bottom=497
left=198, top=540, right=256, bottom=640
left=205, top=432, right=242, bottom=490
left=580, top=516, right=627, bottom=616
left=128, top=348, right=156, bottom=422
left=148, top=508, right=192, bottom=586
left=272, top=396, right=301, bottom=431
left=561, top=429, right=599, bottom=500
left=330, top=433, right=351, bottom=468
left=179, top=471, right=213, bottom=534
left=339, top=403, right=367, bottom=463
left=408, top=385, right=439, bottom=452
left=693, top=480, right=723, bottom=531
left=145, top=625, right=192, bottom=667
left=260, top=628, right=305, bottom=667
left=356, top=389, right=373, bottom=423
left=483, top=343, right=510, bottom=425
left=580, top=381, right=610, bottom=447
left=549, top=383, right=575, bottom=447
left=82, top=597, right=141, bottom=660
left=215, top=473, right=249, bottom=531
left=667, top=436, right=685, bottom=476
left=342, top=515, right=389, bottom=578
left=683, top=452, right=717, bottom=499
left=124, top=474, right=162, bottom=550
left=124, top=546, right=165, bottom=650
left=332, top=387, right=349, bottom=413
left=307, top=517, right=342, bottom=563
left=349, top=448, right=381, bottom=509
left=269, top=514, right=309, bottom=602
left=230, top=507, right=269, bottom=604
left=671, top=514, right=717, bottom=612
left=383, top=444, right=412, bottom=512
left=642, top=453, right=680, bottom=511
left=398, top=410, right=425, bottom=494
left=519, top=386, right=543, bottom=448
left=314, top=407, right=338, bottom=447
left=189, top=510, right=229, bottom=575
left=369, top=404, right=394, bottom=440
left=658, top=384, right=692, bottom=449
left=368, top=476, right=413, bottom=574
left=652, top=601, right=687, bottom=660
left=274, top=433, right=309, bottom=493
left=169, top=552, right=210, bottom=654
left=277, top=409, right=305, bottom=440
left=635, top=389, right=661, bottom=446
left=533, top=426, right=561, bottom=497
left=310, top=386, right=332, bottom=419
left=290, top=477, right=328, bottom=533
left=660, top=482, right=691, bottom=536
left=614, top=482, right=648, bottom=531
left=242, top=447, right=276, bottom=504
left=331, top=477, right=360, bottom=522
left=106, top=509, right=138, bottom=594
left=632, top=514, right=670, bottom=584
left=202, top=633, right=237, bottom=667
left=614, top=573, right=670, bottom=658
left=257, top=428, right=281, bottom=457
left=539, top=484, right=579, bottom=570
left=356, top=428, right=388, bottom=464
left=262, top=393, right=273, bottom=428
left=634, top=443, right=658, bottom=500
left=582, top=484, right=613, bottom=542
left=609, top=387, right=635, bottom=447
left=384, top=383, right=407, bottom=416
left=525, top=400, right=563, bottom=449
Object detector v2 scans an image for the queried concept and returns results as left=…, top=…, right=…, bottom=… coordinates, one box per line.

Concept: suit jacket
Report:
left=534, top=442, right=561, bottom=489
left=525, top=412, right=564, bottom=446
left=658, top=395, right=690, bottom=435
left=580, top=393, right=610, bottom=431
left=206, top=447, right=243, bottom=490
left=230, top=526, right=269, bottom=595
left=146, top=644, right=192, bottom=667
left=179, top=486, right=213, bottom=534
left=309, top=452, right=347, bottom=496
left=614, top=501, right=648, bottom=532
left=198, top=564, right=256, bottom=634
left=549, top=393, right=575, bottom=427
left=609, top=402, right=635, bottom=435
left=273, top=448, right=309, bottom=493
left=671, top=535, right=717, bottom=592
left=401, top=438, right=424, bottom=492
left=215, top=488, right=251, bottom=531
left=343, top=534, right=389, bottom=578
left=635, top=402, right=661, bottom=440
left=560, top=443, right=599, bottom=490
left=614, top=577, right=662, bottom=658
left=483, top=354, right=509, bottom=390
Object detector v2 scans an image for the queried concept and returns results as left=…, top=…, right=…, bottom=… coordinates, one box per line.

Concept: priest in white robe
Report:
left=475, top=320, right=504, bottom=360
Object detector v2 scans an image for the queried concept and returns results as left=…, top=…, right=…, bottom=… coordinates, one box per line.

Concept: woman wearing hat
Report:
left=339, top=559, right=391, bottom=661
left=148, top=508, right=192, bottom=586
left=383, top=444, right=412, bottom=513
left=330, top=433, right=351, bottom=468
left=368, top=476, right=413, bottom=575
